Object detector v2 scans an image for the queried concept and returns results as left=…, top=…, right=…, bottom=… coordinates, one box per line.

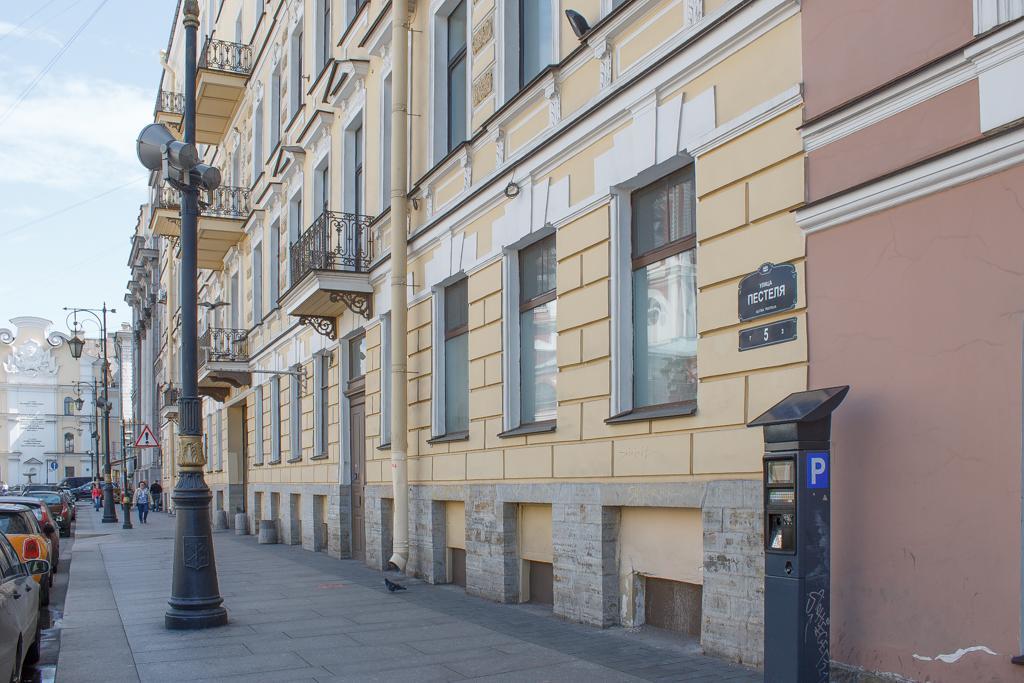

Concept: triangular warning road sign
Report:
left=134, top=424, right=160, bottom=449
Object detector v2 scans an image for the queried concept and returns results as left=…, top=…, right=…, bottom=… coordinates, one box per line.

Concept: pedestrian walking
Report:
left=133, top=481, right=151, bottom=524
left=91, top=482, right=103, bottom=511
left=149, top=481, right=163, bottom=512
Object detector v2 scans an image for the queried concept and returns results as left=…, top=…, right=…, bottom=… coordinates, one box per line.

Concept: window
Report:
left=317, top=0, right=331, bottom=74
left=270, top=375, right=282, bottom=462
left=353, top=124, right=363, bottom=216
left=441, top=279, right=469, bottom=435
left=230, top=272, right=240, bottom=329
left=270, top=69, right=282, bottom=149
left=630, top=168, right=697, bottom=411
left=349, top=334, right=366, bottom=380
left=288, top=194, right=303, bottom=287
left=519, top=0, right=553, bottom=88
left=380, top=314, right=391, bottom=446
left=252, top=241, right=263, bottom=322
left=64, top=433, right=74, bottom=454
left=518, top=235, right=557, bottom=425
left=205, top=416, right=213, bottom=472
left=314, top=352, right=331, bottom=456
left=253, top=100, right=264, bottom=179
left=63, top=397, right=75, bottom=415
left=381, top=75, right=392, bottom=207
left=254, top=384, right=264, bottom=464
left=446, top=0, right=468, bottom=152
left=290, top=28, right=304, bottom=116
left=316, top=164, right=330, bottom=216
left=217, top=410, right=224, bottom=470
left=269, top=219, right=280, bottom=304
left=289, top=370, right=302, bottom=461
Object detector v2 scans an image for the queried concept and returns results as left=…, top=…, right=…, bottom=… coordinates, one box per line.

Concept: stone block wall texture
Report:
left=408, top=487, right=448, bottom=582
left=365, top=485, right=393, bottom=571
left=700, top=480, right=764, bottom=667
left=465, top=486, right=519, bottom=603
left=551, top=490, right=620, bottom=627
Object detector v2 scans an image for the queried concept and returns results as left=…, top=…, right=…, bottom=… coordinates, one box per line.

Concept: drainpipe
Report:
left=388, top=0, right=411, bottom=572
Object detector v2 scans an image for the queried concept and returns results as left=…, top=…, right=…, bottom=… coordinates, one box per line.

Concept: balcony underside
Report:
left=150, top=207, right=179, bottom=237
left=154, top=110, right=183, bottom=133
left=196, top=69, right=247, bottom=145
left=280, top=271, right=374, bottom=340
left=199, top=361, right=251, bottom=402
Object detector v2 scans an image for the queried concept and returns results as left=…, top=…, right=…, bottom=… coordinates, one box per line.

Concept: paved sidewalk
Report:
left=57, top=506, right=759, bottom=683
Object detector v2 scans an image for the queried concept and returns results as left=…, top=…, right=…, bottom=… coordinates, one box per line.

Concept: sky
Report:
left=0, top=1, right=178, bottom=338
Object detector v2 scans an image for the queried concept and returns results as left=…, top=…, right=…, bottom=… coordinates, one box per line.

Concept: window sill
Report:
left=253, top=462, right=264, bottom=467
left=269, top=458, right=281, bottom=465
left=605, top=401, right=697, bottom=424
left=286, top=457, right=302, bottom=464
left=310, top=453, right=329, bottom=461
left=426, top=431, right=469, bottom=445
left=377, top=442, right=391, bottom=452
left=497, top=421, right=556, bottom=439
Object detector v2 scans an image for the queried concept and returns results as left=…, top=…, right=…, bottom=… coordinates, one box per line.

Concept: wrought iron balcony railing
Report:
left=152, top=180, right=179, bottom=211
left=289, top=211, right=374, bottom=287
left=199, top=328, right=249, bottom=365
left=201, top=186, right=251, bottom=220
left=155, top=90, right=184, bottom=115
left=200, top=38, right=253, bottom=75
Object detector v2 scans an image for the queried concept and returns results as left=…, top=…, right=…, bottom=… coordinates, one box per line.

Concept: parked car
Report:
left=22, top=491, right=71, bottom=538
left=0, top=530, right=48, bottom=683
left=0, top=505, right=52, bottom=606
left=59, top=476, right=92, bottom=491
left=0, top=498, right=59, bottom=573
left=70, top=483, right=93, bottom=501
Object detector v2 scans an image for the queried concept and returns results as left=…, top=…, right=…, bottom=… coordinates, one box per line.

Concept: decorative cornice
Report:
left=689, top=84, right=801, bottom=157
left=796, top=124, right=1024, bottom=234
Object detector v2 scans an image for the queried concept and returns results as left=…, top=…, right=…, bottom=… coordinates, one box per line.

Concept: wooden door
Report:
left=349, top=391, right=366, bottom=561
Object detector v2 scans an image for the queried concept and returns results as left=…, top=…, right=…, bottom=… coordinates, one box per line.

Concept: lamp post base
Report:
left=122, top=502, right=133, bottom=529
left=165, top=605, right=228, bottom=630
left=101, top=483, right=118, bottom=523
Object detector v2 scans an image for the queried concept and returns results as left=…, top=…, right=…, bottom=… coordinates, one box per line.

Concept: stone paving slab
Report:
left=57, top=505, right=759, bottom=683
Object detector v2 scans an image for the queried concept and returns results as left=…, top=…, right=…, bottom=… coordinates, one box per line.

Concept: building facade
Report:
left=0, top=317, right=101, bottom=487
left=798, top=1, right=1024, bottom=680
left=132, top=0, right=814, bottom=666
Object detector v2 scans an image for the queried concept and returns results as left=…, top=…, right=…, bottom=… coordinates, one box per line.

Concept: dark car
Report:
left=26, top=486, right=76, bottom=521
left=22, top=492, right=71, bottom=538
left=59, top=476, right=92, bottom=491
left=70, top=483, right=93, bottom=501
left=0, top=497, right=59, bottom=574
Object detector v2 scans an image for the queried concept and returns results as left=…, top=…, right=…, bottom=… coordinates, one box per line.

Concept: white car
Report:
left=0, top=531, right=48, bottom=683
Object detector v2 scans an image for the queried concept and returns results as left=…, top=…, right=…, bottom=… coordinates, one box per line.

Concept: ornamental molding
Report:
left=3, top=340, right=58, bottom=377
left=299, top=315, right=337, bottom=340
left=330, top=291, right=373, bottom=319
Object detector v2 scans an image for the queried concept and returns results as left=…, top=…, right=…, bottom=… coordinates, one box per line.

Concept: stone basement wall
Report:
left=369, top=480, right=763, bottom=665
left=245, top=482, right=348, bottom=559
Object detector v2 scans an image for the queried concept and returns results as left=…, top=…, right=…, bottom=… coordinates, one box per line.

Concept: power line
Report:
left=0, top=175, right=147, bottom=239
left=0, top=0, right=111, bottom=127
left=0, top=0, right=60, bottom=45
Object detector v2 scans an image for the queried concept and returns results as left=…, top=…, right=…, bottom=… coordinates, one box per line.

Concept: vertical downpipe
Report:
left=388, top=0, right=411, bottom=572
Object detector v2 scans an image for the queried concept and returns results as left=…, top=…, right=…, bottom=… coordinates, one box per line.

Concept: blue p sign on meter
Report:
left=807, top=452, right=829, bottom=489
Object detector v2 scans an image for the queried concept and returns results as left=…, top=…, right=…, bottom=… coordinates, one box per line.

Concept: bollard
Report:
left=234, top=513, right=248, bottom=535
left=257, top=519, right=278, bottom=544
left=213, top=510, right=229, bottom=530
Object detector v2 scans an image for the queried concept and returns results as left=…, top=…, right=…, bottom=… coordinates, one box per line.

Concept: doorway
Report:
left=347, top=332, right=367, bottom=561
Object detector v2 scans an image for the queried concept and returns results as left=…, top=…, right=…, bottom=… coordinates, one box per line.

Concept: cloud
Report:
left=0, top=21, right=62, bottom=48
left=0, top=72, right=153, bottom=191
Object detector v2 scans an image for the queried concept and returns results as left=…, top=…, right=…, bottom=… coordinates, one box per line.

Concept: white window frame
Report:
left=314, top=156, right=330, bottom=217
left=217, top=409, right=224, bottom=470
left=289, top=24, right=305, bottom=117
left=270, top=375, right=281, bottom=462
left=229, top=269, right=240, bottom=329
left=430, top=273, right=467, bottom=437
left=429, top=0, right=472, bottom=164
left=287, top=185, right=304, bottom=288
left=254, top=384, right=265, bottom=464
left=270, top=67, right=282, bottom=150
left=609, top=154, right=695, bottom=417
left=343, top=112, right=365, bottom=214
left=289, top=365, right=302, bottom=461
left=501, top=225, right=555, bottom=431
left=379, top=313, right=392, bottom=446
left=252, top=238, right=263, bottom=323
left=496, top=0, right=559, bottom=106
left=313, top=350, right=330, bottom=456
left=252, top=98, right=264, bottom=181
left=268, top=218, right=280, bottom=305
left=315, top=0, right=332, bottom=75
left=379, top=71, right=393, bottom=212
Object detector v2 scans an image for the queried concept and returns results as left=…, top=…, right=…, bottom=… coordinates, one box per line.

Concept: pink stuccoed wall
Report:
left=807, top=166, right=1024, bottom=680
left=802, top=0, right=973, bottom=120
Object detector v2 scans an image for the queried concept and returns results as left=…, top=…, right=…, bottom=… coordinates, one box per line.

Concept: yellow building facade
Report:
left=135, top=0, right=806, bottom=664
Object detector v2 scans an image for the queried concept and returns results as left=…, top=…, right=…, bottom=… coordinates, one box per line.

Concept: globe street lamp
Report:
left=136, top=0, right=227, bottom=630
left=64, top=305, right=118, bottom=524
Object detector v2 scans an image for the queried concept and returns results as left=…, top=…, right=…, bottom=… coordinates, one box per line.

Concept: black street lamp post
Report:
left=137, top=0, right=227, bottom=630
left=65, top=304, right=118, bottom=524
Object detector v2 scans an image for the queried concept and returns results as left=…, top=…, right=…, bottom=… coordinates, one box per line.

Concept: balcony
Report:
left=280, top=211, right=375, bottom=340
left=154, top=90, right=184, bottom=130
left=198, top=328, right=251, bottom=402
left=160, top=385, right=180, bottom=421
left=196, top=39, right=252, bottom=145
left=147, top=182, right=251, bottom=270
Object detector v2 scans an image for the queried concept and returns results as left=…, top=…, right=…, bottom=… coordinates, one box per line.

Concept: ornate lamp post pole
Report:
left=65, top=305, right=118, bottom=524
left=162, top=0, right=227, bottom=630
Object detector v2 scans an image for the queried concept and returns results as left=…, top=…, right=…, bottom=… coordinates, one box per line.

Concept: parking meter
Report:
left=748, top=386, right=849, bottom=683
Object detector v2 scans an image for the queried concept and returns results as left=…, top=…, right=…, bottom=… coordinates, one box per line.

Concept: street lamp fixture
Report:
left=67, top=334, right=85, bottom=360
left=137, top=0, right=227, bottom=631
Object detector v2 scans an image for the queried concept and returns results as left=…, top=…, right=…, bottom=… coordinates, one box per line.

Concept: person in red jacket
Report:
left=91, top=482, right=102, bottom=511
